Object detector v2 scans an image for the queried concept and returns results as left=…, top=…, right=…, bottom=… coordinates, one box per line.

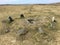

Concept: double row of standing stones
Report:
left=8, top=14, right=34, bottom=24
left=5, top=14, right=57, bottom=35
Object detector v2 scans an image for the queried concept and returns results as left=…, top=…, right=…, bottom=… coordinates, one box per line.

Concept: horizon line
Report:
left=0, top=2, right=59, bottom=4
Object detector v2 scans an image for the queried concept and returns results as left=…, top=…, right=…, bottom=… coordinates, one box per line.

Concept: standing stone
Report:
left=50, top=16, right=57, bottom=29
left=8, top=16, right=14, bottom=23
left=20, top=14, right=25, bottom=18
left=52, top=17, right=56, bottom=22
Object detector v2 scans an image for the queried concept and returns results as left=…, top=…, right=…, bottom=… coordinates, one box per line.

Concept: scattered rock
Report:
left=27, top=18, right=35, bottom=24
left=5, top=29, right=10, bottom=33
left=16, top=29, right=28, bottom=36
left=50, top=22, right=56, bottom=29
left=38, top=27, right=44, bottom=34
left=2, top=20, right=8, bottom=23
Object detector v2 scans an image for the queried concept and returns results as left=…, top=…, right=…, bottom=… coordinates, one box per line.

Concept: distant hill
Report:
left=49, top=2, right=60, bottom=5
left=0, top=2, right=60, bottom=6
left=0, top=4, right=32, bottom=6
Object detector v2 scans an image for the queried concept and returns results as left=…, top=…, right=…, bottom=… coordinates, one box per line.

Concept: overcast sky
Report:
left=0, top=0, right=60, bottom=4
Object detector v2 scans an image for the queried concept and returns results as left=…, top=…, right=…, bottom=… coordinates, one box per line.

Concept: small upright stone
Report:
left=52, top=17, right=56, bottom=22
left=8, top=16, right=14, bottom=23
left=50, top=16, right=57, bottom=29
left=20, top=14, right=25, bottom=18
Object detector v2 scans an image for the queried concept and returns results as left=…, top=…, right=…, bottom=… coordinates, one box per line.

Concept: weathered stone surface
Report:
left=16, top=29, right=28, bottom=36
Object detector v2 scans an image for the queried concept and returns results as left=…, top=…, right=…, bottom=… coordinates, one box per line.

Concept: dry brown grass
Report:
left=0, top=5, right=60, bottom=45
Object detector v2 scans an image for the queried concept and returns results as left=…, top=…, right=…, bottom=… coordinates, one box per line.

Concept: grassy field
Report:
left=0, top=4, right=60, bottom=45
